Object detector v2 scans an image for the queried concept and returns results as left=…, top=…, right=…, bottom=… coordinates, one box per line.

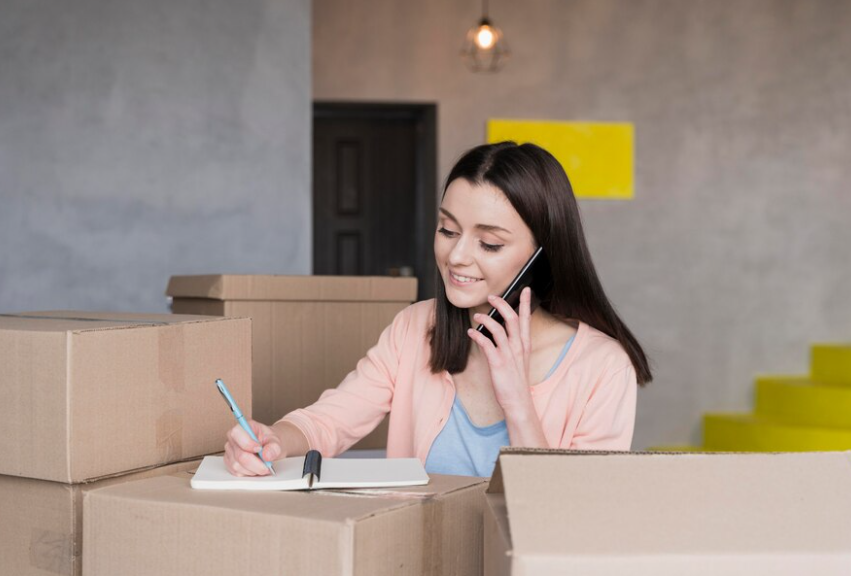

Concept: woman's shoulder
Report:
left=407, top=298, right=437, bottom=317
left=394, top=299, right=435, bottom=323
left=572, top=321, right=633, bottom=374
left=387, top=299, right=436, bottom=337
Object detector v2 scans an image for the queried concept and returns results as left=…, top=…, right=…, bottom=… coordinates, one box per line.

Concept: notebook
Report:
left=190, top=450, right=430, bottom=491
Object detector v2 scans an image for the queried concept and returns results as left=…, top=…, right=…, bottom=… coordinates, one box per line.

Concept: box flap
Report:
left=498, top=450, right=851, bottom=560
left=166, top=274, right=417, bottom=302
left=0, top=311, right=224, bottom=333
left=487, top=446, right=631, bottom=494
left=483, top=492, right=512, bottom=576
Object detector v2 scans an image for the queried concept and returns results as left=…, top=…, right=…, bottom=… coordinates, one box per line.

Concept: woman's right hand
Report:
left=223, top=420, right=284, bottom=476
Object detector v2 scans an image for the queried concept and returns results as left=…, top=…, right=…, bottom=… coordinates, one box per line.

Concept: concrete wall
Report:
left=0, top=0, right=311, bottom=313
left=312, top=0, right=851, bottom=448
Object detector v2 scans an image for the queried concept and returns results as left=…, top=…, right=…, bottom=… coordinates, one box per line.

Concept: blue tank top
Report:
left=424, top=334, right=575, bottom=477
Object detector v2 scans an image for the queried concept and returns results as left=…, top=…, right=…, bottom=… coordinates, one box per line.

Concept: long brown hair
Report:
left=428, top=141, right=652, bottom=385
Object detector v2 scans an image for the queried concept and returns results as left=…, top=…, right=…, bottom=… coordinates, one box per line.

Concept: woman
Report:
left=224, top=141, right=652, bottom=478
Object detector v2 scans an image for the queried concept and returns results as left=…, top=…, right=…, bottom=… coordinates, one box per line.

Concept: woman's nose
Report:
left=447, top=237, right=474, bottom=266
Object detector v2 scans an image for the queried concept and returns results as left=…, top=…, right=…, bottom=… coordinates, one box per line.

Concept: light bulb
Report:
left=475, top=25, right=495, bottom=49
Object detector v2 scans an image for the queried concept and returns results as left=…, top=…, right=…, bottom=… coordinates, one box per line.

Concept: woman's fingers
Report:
left=259, top=437, right=282, bottom=462
left=227, top=423, right=261, bottom=453
left=467, top=328, right=502, bottom=368
left=519, top=287, right=532, bottom=358
left=473, top=312, right=511, bottom=350
left=236, top=446, right=272, bottom=476
left=224, top=442, right=254, bottom=477
left=224, top=420, right=275, bottom=476
left=257, top=422, right=286, bottom=461
left=486, top=294, right=521, bottom=341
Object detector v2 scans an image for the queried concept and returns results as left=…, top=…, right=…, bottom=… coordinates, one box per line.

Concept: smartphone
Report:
left=475, top=246, right=553, bottom=344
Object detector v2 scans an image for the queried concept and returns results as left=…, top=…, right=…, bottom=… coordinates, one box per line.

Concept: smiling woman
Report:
left=222, top=141, right=652, bottom=479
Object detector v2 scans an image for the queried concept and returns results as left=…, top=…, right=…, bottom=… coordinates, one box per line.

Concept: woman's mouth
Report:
left=448, top=271, right=483, bottom=286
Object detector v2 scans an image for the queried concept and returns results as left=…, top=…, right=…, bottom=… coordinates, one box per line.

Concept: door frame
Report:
left=313, top=101, right=438, bottom=300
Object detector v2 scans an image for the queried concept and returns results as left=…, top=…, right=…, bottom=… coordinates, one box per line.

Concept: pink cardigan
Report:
left=280, top=299, right=637, bottom=462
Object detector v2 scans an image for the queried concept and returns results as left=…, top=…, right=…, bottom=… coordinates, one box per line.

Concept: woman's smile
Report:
left=448, top=270, right=483, bottom=286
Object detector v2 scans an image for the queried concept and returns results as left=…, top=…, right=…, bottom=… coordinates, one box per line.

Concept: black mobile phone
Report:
left=475, top=246, right=553, bottom=343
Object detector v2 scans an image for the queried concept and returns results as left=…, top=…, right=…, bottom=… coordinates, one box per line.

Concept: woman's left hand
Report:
left=467, top=287, right=535, bottom=411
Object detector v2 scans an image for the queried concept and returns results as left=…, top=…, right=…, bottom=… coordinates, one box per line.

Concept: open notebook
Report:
left=190, top=450, right=430, bottom=491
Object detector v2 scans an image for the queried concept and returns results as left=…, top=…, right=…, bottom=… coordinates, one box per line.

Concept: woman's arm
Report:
left=502, top=396, right=550, bottom=448
left=275, top=305, right=413, bottom=456
left=223, top=307, right=411, bottom=476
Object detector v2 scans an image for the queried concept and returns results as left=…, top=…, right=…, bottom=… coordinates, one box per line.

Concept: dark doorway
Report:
left=313, top=102, right=437, bottom=300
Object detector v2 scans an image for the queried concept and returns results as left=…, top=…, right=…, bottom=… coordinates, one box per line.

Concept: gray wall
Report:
left=312, top=0, right=851, bottom=449
left=0, top=0, right=311, bottom=313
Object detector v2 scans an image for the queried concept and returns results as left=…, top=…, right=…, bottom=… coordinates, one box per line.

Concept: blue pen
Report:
left=215, top=379, right=276, bottom=475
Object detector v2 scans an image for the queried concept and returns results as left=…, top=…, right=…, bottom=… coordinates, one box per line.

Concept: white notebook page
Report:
left=190, top=455, right=429, bottom=491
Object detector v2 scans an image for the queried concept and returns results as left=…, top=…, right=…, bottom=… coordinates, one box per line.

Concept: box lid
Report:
left=85, top=471, right=486, bottom=576
left=489, top=448, right=851, bottom=570
left=92, top=472, right=484, bottom=520
left=0, top=311, right=222, bottom=333
left=165, top=274, right=417, bottom=302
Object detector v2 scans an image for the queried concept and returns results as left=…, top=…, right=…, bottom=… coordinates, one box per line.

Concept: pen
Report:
left=215, top=378, right=276, bottom=476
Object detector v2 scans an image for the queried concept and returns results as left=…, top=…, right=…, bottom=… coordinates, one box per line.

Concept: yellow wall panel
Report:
left=487, top=119, right=634, bottom=200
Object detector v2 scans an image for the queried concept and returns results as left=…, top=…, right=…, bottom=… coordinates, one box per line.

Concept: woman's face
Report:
left=435, top=178, right=537, bottom=314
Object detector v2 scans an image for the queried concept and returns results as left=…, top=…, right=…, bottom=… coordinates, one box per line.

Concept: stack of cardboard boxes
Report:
left=73, top=275, right=489, bottom=576
left=1, top=280, right=490, bottom=576
left=0, top=311, right=252, bottom=575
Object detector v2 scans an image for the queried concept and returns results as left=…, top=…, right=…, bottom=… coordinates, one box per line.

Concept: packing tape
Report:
left=29, top=529, right=74, bottom=576
left=156, top=409, right=184, bottom=463
left=157, top=325, right=186, bottom=391
left=420, top=494, right=444, bottom=573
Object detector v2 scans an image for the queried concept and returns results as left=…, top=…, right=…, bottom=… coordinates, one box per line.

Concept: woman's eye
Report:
left=437, top=227, right=457, bottom=237
left=480, top=242, right=503, bottom=253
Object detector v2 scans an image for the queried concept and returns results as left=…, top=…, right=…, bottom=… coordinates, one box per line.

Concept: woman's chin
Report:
left=444, top=291, right=488, bottom=311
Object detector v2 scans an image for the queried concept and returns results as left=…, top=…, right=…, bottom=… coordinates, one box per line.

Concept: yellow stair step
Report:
left=755, top=375, right=851, bottom=428
left=811, top=344, right=851, bottom=386
left=703, top=413, right=851, bottom=452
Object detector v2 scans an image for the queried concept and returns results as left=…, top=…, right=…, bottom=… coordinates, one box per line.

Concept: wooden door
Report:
left=313, top=104, right=436, bottom=299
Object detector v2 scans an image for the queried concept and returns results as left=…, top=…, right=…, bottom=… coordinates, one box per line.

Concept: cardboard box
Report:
left=84, top=471, right=486, bottom=576
left=0, top=311, right=251, bottom=483
left=0, top=459, right=201, bottom=576
left=485, top=448, right=851, bottom=575
left=166, top=275, right=418, bottom=449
